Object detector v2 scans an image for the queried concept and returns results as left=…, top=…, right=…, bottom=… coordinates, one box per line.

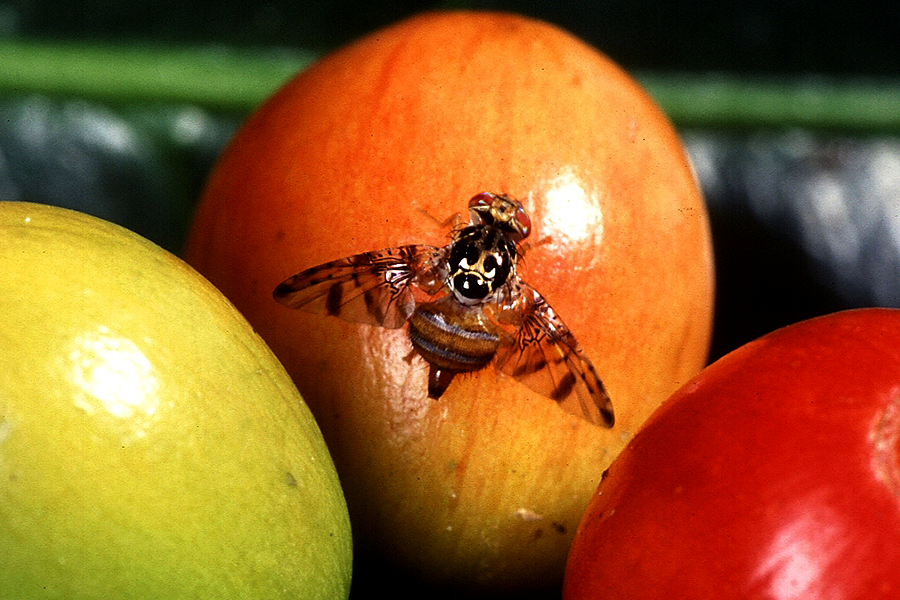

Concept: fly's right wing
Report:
left=491, top=282, right=615, bottom=428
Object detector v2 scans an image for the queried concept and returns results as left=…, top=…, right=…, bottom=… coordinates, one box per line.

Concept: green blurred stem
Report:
left=638, top=73, right=900, bottom=133
left=1, top=39, right=899, bottom=132
left=0, top=39, right=315, bottom=112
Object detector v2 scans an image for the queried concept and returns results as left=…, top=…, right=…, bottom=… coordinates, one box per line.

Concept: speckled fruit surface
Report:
left=0, top=202, right=351, bottom=599
left=185, top=11, right=713, bottom=593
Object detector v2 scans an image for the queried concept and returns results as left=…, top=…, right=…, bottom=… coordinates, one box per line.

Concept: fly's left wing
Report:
left=274, top=245, right=444, bottom=329
left=491, top=283, right=615, bottom=427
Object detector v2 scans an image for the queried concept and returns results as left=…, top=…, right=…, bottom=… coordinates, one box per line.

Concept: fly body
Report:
left=274, top=192, right=614, bottom=427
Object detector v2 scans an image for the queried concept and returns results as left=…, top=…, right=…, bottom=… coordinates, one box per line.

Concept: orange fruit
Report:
left=185, top=11, right=713, bottom=594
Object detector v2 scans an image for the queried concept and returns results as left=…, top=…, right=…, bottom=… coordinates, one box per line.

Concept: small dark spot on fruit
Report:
left=284, top=471, right=298, bottom=487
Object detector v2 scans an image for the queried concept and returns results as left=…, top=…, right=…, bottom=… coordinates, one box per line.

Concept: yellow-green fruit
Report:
left=0, top=202, right=351, bottom=599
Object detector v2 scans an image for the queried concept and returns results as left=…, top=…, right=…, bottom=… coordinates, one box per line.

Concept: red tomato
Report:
left=186, top=11, right=713, bottom=593
left=564, top=308, right=900, bottom=600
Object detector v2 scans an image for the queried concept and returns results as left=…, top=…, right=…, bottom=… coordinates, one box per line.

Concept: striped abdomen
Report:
left=408, top=298, right=501, bottom=375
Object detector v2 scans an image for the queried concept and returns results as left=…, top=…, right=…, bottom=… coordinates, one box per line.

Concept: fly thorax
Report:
left=447, top=226, right=516, bottom=304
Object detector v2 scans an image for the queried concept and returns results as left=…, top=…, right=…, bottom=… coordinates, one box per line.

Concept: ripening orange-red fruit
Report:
left=185, top=11, right=713, bottom=594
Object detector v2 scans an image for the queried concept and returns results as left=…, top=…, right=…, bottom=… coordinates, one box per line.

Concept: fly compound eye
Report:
left=468, top=192, right=495, bottom=211
left=467, top=192, right=495, bottom=226
left=512, top=205, right=531, bottom=240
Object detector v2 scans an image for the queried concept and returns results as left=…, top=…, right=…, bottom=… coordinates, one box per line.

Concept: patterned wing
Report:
left=274, top=245, right=444, bottom=329
left=492, top=283, right=615, bottom=427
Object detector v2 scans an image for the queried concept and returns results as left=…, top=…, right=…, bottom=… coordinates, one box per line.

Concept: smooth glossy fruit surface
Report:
left=185, top=11, right=713, bottom=593
left=564, top=308, right=900, bottom=600
left=0, top=202, right=351, bottom=599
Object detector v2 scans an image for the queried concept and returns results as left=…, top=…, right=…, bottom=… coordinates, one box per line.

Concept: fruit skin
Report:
left=185, top=11, right=713, bottom=592
left=0, top=202, right=351, bottom=599
left=563, top=308, right=900, bottom=600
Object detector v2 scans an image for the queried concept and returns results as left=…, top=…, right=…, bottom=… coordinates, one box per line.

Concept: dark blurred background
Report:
left=6, top=1, right=898, bottom=75
left=1, top=0, right=898, bottom=362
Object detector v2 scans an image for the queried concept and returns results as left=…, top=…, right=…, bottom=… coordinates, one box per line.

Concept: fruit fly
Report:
left=273, top=192, right=614, bottom=427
